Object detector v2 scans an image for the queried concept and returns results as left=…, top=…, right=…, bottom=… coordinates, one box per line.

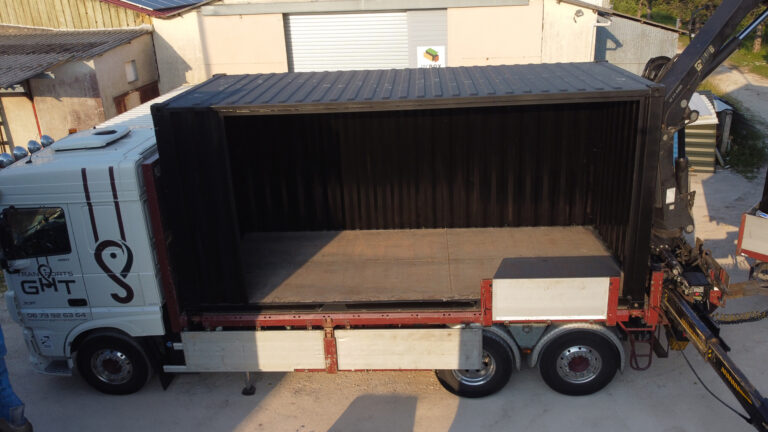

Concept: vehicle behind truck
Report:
left=1, top=1, right=768, bottom=429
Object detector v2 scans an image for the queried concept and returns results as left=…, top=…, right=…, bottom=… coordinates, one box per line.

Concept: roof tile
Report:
left=0, top=26, right=149, bottom=88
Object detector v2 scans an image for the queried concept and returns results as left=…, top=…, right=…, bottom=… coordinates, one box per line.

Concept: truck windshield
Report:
left=0, top=207, right=71, bottom=260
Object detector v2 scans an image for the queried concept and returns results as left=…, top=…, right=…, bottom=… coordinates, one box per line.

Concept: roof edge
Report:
left=0, top=26, right=152, bottom=88
left=0, top=23, right=152, bottom=33
left=558, top=0, right=688, bottom=34
left=99, top=0, right=216, bottom=17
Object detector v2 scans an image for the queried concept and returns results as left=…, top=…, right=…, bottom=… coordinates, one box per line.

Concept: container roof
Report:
left=160, top=62, right=659, bottom=115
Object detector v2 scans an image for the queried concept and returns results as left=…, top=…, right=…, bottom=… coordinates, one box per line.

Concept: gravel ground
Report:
left=708, top=65, right=768, bottom=125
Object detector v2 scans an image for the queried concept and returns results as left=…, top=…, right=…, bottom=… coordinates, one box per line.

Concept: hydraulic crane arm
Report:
left=652, top=0, right=768, bottom=235
left=645, top=3, right=768, bottom=430
left=663, top=290, right=768, bottom=431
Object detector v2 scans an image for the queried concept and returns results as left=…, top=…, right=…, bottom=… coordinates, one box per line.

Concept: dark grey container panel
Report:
left=161, top=62, right=655, bottom=113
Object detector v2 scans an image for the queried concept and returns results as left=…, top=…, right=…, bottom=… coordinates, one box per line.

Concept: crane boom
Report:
left=646, top=2, right=768, bottom=430
left=653, top=0, right=768, bottom=234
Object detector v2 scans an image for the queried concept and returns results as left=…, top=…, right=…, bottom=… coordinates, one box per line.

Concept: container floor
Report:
left=242, top=226, right=616, bottom=306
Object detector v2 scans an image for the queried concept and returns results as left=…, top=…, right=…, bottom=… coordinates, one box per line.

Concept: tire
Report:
left=750, top=262, right=768, bottom=282
left=76, top=333, right=151, bottom=395
left=435, top=331, right=513, bottom=398
left=538, top=330, right=619, bottom=396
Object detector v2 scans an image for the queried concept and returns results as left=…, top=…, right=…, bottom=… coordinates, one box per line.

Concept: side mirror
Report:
left=0, top=239, right=14, bottom=274
left=0, top=257, right=11, bottom=273
left=0, top=208, right=14, bottom=272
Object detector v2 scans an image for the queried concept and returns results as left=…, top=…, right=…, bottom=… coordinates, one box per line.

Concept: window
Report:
left=125, top=60, right=138, bottom=83
left=0, top=207, right=71, bottom=259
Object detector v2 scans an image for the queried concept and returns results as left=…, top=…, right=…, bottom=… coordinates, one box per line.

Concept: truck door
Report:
left=0, top=206, right=91, bottom=354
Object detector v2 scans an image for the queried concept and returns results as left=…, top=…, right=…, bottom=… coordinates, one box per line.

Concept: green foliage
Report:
left=717, top=95, right=767, bottom=179
left=612, top=0, right=638, bottom=16
left=725, top=115, right=767, bottom=179
left=649, top=9, right=677, bottom=27
left=614, top=1, right=767, bottom=78
left=725, top=40, right=768, bottom=79
left=611, top=0, right=721, bottom=25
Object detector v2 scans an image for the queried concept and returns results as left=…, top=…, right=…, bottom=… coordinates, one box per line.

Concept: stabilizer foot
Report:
left=241, top=371, right=256, bottom=396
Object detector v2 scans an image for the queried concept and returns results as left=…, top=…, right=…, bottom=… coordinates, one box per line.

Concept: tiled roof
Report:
left=0, top=26, right=149, bottom=88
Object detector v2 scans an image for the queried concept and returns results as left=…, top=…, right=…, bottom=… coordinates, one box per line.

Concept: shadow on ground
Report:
left=328, top=394, right=417, bottom=432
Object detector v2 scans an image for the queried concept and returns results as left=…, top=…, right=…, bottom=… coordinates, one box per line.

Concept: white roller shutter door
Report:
left=286, top=12, right=409, bottom=72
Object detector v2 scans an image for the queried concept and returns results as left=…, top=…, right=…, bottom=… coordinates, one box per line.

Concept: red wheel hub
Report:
left=568, top=356, right=590, bottom=373
left=102, top=359, right=122, bottom=374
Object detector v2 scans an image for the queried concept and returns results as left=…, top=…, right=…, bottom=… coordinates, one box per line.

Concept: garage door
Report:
left=285, top=12, right=410, bottom=72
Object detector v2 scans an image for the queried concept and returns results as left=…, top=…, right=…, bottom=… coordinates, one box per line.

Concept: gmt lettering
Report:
left=21, top=278, right=76, bottom=295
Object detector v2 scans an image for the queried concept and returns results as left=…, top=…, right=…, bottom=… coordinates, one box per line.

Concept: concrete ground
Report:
left=708, top=65, right=768, bottom=126
left=1, top=169, right=767, bottom=432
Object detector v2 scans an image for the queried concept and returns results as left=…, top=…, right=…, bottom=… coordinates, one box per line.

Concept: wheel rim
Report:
left=452, top=351, right=496, bottom=386
left=556, top=345, right=602, bottom=384
left=756, top=267, right=768, bottom=282
left=91, top=348, right=133, bottom=385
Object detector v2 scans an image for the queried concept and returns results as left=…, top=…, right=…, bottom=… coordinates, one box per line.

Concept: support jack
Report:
left=242, top=371, right=256, bottom=396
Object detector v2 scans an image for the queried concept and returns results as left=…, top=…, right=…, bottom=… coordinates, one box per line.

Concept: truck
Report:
left=738, top=170, right=768, bottom=283
left=0, top=0, right=767, bottom=429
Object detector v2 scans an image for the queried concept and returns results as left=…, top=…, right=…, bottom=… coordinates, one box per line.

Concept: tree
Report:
left=636, top=0, right=653, bottom=19
left=753, top=22, right=764, bottom=53
left=661, top=0, right=721, bottom=32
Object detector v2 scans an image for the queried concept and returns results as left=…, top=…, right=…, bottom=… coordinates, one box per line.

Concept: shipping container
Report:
left=150, top=62, right=664, bottom=322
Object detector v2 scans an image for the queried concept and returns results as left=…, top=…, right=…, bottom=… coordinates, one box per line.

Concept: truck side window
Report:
left=0, top=207, right=71, bottom=259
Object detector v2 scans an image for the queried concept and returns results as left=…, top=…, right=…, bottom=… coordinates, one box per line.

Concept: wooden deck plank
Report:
left=242, top=226, right=617, bottom=305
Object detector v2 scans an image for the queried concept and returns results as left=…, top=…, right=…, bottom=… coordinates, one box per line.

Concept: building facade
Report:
left=153, top=0, right=611, bottom=93
left=0, top=27, right=158, bottom=150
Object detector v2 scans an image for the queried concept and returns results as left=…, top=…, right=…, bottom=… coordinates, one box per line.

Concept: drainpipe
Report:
left=592, top=15, right=612, bottom=61
left=26, top=81, right=42, bottom=139
left=0, top=98, right=11, bottom=153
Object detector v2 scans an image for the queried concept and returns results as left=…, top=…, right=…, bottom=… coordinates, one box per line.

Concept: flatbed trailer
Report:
left=136, top=62, right=655, bottom=399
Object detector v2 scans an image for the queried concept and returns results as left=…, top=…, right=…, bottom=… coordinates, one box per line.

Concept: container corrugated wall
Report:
left=227, top=103, right=637, bottom=238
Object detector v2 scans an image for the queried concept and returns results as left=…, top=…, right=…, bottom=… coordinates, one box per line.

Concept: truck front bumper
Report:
left=22, top=328, right=71, bottom=377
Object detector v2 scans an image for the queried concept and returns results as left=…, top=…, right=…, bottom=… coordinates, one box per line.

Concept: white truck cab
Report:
left=0, top=95, right=178, bottom=393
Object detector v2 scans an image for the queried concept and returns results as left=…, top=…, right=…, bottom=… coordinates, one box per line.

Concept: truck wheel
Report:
left=538, top=331, right=618, bottom=396
left=435, top=331, right=513, bottom=398
left=76, top=333, right=150, bottom=395
left=749, top=262, right=768, bottom=282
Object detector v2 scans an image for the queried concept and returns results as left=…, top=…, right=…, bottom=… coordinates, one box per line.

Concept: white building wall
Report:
left=201, top=14, right=288, bottom=75
left=153, top=10, right=288, bottom=93
left=541, top=0, right=598, bottom=63
left=0, top=95, right=37, bottom=150
left=446, top=1, right=544, bottom=66
left=152, top=11, right=207, bottom=94
left=150, top=0, right=670, bottom=89
left=93, top=33, right=159, bottom=119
